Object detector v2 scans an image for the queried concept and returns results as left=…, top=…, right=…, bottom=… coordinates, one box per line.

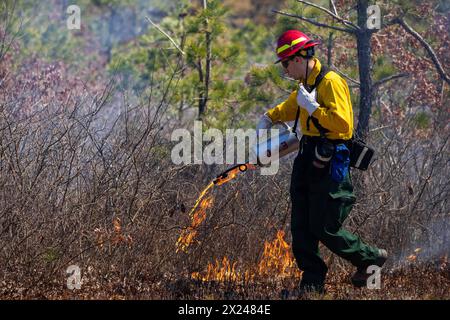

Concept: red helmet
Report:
left=275, top=30, right=320, bottom=63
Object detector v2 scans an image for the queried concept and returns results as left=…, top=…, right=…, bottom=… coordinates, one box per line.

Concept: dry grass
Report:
left=1, top=264, right=448, bottom=300
left=0, top=11, right=448, bottom=300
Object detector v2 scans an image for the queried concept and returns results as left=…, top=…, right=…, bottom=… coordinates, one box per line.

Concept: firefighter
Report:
left=257, top=30, right=388, bottom=294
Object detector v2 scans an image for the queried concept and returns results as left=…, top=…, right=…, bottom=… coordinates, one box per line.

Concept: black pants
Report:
left=289, top=137, right=380, bottom=290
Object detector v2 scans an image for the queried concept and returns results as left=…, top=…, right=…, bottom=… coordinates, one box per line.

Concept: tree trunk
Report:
left=356, top=0, right=373, bottom=139
left=197, top=59, right=204, bottom=119
left=198, top=0, right=211, bottom=120
left=105, top=7, right=118, bottom=64
left=178, top=18, right=187, bottom=121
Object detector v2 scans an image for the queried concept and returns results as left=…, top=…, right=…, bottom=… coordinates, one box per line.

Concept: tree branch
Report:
left=330, top=64, right=360, bottom=86
left=272, top=10, right=356, bottom=34
left=145, top=16, right=185, bottom=55
left=296, top=0, right=360, bottom=31
left=373, top=73, right=409, bottom=88
left=393, top=17, right=450, bottom=84
left=330, top=0, right=338, bottom=16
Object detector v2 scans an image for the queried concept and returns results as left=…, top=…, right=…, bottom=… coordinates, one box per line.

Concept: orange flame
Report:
left=176, top=182, right=214, bottom=253
left=94, top=217, right=133, bottom=249
left=176, top=164, right=256, bottom=255
left=407, top=247, right=422, bottom=262
left=192, top=256, right=242, bottom=282
left=213, top=164, right=256, bottom=186
left=258, top=230, right=302, bottom=278
left=189, top=182, right=215, bottom=217
left=440, top=254, right=448, bottom=271
left=191, top=230, right=302, bottom=282
left=214, top=170, right=238, bottom=186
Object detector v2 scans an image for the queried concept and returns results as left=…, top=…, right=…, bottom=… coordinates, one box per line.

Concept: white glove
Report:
left=256, top=113, right=273, bottom=137
left=296, top=84, right=320, bottom=116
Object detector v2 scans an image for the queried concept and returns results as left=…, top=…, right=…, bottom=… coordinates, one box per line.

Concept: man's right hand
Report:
left=256, top=113, right=273, bottom=137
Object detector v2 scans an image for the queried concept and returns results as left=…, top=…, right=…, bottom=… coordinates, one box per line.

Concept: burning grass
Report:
left=1, top=263, right=447, bottom=300
left=167, top=164, right=450, bottom=301
left=190, top=230, right=302, bottom=284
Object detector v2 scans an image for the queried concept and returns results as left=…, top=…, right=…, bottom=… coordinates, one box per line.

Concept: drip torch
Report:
left=213, top=122, right=301, bottom=184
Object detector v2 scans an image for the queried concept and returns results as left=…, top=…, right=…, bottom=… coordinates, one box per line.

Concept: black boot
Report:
left=297, top=272, right=326, bottom=298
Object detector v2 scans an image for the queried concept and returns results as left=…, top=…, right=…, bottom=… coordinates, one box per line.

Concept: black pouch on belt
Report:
left=312, top=138, right=335, bottom=169
left=304, top=117, right=335, bottom=170
left=349, top=138, right=375, bottom=170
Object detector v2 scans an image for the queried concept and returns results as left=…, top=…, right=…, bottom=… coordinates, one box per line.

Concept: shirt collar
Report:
left=305, top=57, right=321, bottom=87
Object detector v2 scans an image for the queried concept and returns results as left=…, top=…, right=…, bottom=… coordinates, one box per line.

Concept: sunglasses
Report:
left=281, top=51, right=308, bottom=68
left=281, top=57, right=293, bottom=69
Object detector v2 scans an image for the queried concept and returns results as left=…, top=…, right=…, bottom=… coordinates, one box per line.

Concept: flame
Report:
left=192, top=256, right=242, bottom=282
left=440, top=254, right=448, bottom=271
left=213, top=164, right=256, bottom=186
left=94, top=217, right=132, bottom=249
left=407, top=247, right=422, bottom=262
left=189, top=182, right=214, bottom=217
left=191, top=230, right=302, bottom=282
left=176, top=164, right=255, bottom=252
left=258, top=230, right=302, bottom=278
left=113, top=217, right=121, bottom=234
left=177, top=163, right=257, bottom=259
left=213, top=167, right=239, bottom=186
left=176, top=182, right=214, bottom=253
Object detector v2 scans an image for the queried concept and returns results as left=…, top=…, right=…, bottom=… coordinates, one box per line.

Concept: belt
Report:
left=301, top=135, right=350, bottom=145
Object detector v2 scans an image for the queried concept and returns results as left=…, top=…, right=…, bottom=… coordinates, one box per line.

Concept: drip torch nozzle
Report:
left=213, top=164, right=255, bottom=186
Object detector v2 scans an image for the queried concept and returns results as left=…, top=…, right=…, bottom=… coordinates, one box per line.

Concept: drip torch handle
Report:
left=273, top=121, right=291, bottom=132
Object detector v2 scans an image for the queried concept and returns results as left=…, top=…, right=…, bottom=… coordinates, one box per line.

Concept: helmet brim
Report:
left=274, top=40, right=321, bottom=64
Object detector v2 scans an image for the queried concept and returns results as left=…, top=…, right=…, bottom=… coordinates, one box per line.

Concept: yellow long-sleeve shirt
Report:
left=266, top=58, right=353, bottom=140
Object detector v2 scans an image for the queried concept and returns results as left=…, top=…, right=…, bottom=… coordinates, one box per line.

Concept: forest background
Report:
left=0, top=0, right=448, bottom=299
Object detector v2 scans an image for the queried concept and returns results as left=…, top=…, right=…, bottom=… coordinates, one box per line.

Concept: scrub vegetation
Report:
left=0, top=0, right=448, bottom=299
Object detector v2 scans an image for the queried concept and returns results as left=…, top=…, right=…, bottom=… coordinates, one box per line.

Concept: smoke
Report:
left=389, top=216, right=450, bottom=270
